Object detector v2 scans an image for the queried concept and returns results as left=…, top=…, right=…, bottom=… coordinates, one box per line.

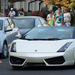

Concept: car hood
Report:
left=19, top=28, right=32, bottom=36
left=15, top=39, right=74, bottom=53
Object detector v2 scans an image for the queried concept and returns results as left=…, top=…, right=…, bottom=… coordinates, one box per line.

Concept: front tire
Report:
left=1, top=43, right=8, bottom=59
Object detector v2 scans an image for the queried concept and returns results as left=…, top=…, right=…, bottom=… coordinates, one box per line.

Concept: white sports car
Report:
left=9, top=26, right=75, bottom=69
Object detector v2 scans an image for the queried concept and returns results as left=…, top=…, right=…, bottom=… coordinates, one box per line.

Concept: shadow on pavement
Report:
left=11, top=65, right=75, bottom=71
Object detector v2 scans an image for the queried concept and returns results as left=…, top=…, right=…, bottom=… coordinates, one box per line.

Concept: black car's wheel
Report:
left=1, top=43, right=8, bottom=59
left=12, top=66, right=23, bottom=69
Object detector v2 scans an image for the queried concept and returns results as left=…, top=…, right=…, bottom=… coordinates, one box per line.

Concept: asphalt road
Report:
left=0, top=58, right=75, bottom=75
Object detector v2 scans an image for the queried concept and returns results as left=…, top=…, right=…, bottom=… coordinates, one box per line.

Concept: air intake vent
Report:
left=45, top=56, right=65, bottom=64
left=10, top=56, right=25, bottom=64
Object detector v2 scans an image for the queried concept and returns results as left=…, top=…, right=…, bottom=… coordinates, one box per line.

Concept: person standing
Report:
left=65, top=19, right=71, bottom=26
left=55, top=10, right=63, bottom=26
left=54, top=6, right=64, bottom=17
left=47, top=10, right=55, bottom=26
left=64, top=8, right=71, bottom=24
left=17, top=9, right=25, bottom=16
left=8, top=8, right=16, bottom=18
left=47, top=14, right=55, bottom=26
left=0, top=9, right=5, bottom=17
left=46, top=10, right=54, bottom=20
left=17, top=9, right=21, bottom=16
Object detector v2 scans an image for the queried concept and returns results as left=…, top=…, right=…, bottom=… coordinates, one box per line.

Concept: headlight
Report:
left=11, top=42, right=16, bottom=52
left=57, top=42, right=72, bottom=52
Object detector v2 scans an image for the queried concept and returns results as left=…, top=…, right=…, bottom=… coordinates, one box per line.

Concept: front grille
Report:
left=45, top=56, right=65, bottom=64
left=10, top=56, right=25, bottom=64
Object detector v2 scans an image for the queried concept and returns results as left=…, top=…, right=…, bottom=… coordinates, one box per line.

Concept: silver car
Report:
left=12, top=16, right=48, bottom=36
left=0, top=17, right=19, bottom=58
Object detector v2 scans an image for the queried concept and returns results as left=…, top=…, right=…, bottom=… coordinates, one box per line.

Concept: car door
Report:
left=4, top=19, right=13, bottom=46
left=35, top=18, right=43, bottom=27
left=7, top=18, right=19, bottom=41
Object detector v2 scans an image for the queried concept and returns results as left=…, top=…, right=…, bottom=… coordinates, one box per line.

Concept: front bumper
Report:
left=9, top=52, right=74, bottom=66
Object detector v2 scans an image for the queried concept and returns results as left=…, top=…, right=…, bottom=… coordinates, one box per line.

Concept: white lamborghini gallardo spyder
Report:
left=9, top=26, right=75, bottom=69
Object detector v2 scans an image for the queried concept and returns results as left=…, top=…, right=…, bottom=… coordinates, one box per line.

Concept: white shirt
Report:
left=64, top=13, right=71, bottom=22
left=47, top=14, right=54, bottom=19
left=9, top=11, right=15, bottom=17
left=55, top=23, right=61, bottom=26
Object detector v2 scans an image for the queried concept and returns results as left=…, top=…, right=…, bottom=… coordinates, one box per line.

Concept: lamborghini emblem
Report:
left=35, top=50, right=37, bottom=52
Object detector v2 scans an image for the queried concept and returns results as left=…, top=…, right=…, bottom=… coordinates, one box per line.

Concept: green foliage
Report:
left=24, top=11, right=32, bottom=16
left=69, top=2, right=75, bottom=10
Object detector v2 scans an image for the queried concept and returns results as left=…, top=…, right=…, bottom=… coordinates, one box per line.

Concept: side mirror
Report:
left=15, top=34, right=21, bottom=38
left=5, top=28, right=13, bottom=32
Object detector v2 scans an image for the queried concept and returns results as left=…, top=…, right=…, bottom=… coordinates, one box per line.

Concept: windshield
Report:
left=24, top=27, right=74, bottom=40
left=12, top=18, right=35, bottom=29
left=0, top=20, right=3, bottom=30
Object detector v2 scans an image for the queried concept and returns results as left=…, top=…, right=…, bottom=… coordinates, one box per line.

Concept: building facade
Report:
left=0, top=0, right=52, bottom=14
left=13, top=0, right=52, bottom=11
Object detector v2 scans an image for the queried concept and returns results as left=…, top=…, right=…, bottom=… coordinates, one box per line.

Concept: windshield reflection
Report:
left=24, top=27, right=73, bottom=40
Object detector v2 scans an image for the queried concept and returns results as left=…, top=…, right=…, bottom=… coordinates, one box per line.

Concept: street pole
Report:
left=6, top=0, right=8, bottom=9
left=1, top=0, right=8, bottom=17
left=1, top=0, right=5, bottom=16
left=3, top=0, right=5, bottom=16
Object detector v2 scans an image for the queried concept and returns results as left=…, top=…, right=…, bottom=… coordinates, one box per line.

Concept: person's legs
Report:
left=55, top=23, right=58, bottom=26
left=55, top=23, right=61, bottom=26
left=57, top=23, right=61, bottom=26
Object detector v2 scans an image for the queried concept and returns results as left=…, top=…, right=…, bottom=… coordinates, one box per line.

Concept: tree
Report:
left=43, top=0, right=75, bottom=9
left=69, top=2, right=75, bottom=9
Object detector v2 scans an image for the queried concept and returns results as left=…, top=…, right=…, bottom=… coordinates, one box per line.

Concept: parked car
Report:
left=0, top=17, right=20, bottom=58
left=12, top=16, right=48, bottom=36
left=9, top=26, right=75, bottom=69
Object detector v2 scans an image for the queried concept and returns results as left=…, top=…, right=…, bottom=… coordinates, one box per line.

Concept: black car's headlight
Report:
left=57, top=42, right=72, bottom=52
left=11, top=42, right=16, bottom=52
